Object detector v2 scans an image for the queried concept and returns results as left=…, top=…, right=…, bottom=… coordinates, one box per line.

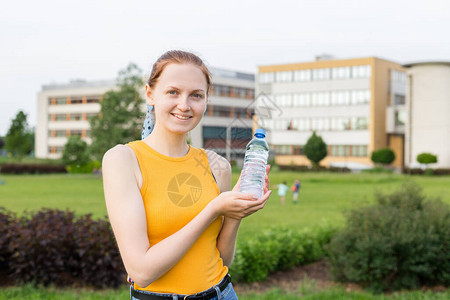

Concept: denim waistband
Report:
left=130, top=274, right=232, bottom=300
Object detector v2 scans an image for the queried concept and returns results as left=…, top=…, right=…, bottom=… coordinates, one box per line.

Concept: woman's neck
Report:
left=144, top=127, right=189, bottom=158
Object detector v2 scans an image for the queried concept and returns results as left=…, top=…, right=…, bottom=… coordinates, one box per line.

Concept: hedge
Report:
left=0, top=208, right=337, bottom=288
left=0, top=208, right=124, bottom=288
left=0, top=163, right=67, bottom=174
left=229, top=223, right=337, bottom=283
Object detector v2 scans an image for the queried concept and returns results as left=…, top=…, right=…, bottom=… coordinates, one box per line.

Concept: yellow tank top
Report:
left=127, top=141, right=228, bottom=294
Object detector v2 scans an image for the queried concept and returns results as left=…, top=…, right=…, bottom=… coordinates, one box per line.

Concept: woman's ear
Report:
left=145, top=84, right=155, bottom=106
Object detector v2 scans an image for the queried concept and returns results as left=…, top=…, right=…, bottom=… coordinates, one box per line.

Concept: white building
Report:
left=36, top=68, right=255, bottom=161
left=403, top=62, right=450, bottom=168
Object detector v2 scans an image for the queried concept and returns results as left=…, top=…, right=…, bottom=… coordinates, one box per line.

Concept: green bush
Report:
left=371, top=148, right=395, bottom=165
left=230, top=222, right=336, bottom=283
left=326, top=182, right=450, bottom=292
left=417, top=153, right=438, bottom=165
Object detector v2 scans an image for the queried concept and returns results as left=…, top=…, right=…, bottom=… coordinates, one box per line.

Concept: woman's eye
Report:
left=168, top=90, right=178, bottom=95
left=192, top=93, right=204, bottom=99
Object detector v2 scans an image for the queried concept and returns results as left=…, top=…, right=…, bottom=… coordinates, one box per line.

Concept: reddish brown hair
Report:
left=147, top=50, right=212, bottom=95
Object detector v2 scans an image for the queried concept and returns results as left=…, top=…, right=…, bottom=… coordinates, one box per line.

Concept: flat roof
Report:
left=210, top=67, right=254, bottom=81
left=42, top=79, right=115, bottom=90
left=403, top=61, right=450, bottom=68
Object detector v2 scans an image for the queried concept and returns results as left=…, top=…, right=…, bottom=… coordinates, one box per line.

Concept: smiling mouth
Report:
left=171, top=113, right=192, bottom=120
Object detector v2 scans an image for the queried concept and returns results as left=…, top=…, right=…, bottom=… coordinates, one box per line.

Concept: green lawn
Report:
left=1, top=284, right=449, bottom=300
left=1, top=171, right=449, bottom=299
left=1, top=171, right=449, bottom=241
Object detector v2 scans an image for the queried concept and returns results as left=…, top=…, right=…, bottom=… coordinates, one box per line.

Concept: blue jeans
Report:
left=130, top=282, right=238, bottom=300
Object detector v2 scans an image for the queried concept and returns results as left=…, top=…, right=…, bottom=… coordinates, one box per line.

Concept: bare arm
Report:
left=103, top=146, right=266, bottom=288
left=208, top=151, right=271, bottom=266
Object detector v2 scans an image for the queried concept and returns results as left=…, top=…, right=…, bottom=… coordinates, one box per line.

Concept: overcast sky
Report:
left=1, top=0, right=449, bottom=136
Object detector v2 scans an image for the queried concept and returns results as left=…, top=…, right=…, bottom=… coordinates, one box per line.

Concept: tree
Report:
left=371, top=148, right=395, bottom=166
left=417, top=153, right=437, bottom=169
left=62, top=136, right=90, bottom=166
left=5, top=111, right=33, bottom=159
left=89, top=63, right=145, bottom=160
left=304, top=131, right=328, bottom=168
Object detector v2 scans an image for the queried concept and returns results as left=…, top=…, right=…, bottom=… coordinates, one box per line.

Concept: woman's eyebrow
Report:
left=190, top=89, right=205, bottom=93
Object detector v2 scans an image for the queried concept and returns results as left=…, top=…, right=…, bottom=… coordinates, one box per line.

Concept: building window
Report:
left=352, top=65, right=371, bottom=78
left=331, top=91, right=350, bottom=106
left=353, top=145, right=368, bottom=157
left=54, top=130, right=66, bottom=137
left=395, top=111, right=407, bottom=126
left=312, top=68, right=330, bottom=80
left=392, top=70, right=406, bottom=82
left=351, top=90, right=371, bottom=105
left=293, top=93, right=310, bottom=107
left=275, top=71, right=293, bottom=82
left=259, top=72, right=274, bottom=84
left=70, top=114, right=82, bottom=121
left=87, top=97, right=100, bottom=103
left=275, top=94, right=292, bottom=107
left=351, top=117, right=369, bottom=130
left=212, top=85, right=232, bottom=97
left=70, top=98, right=83, bottom=105
left=293, top=69, right=311, bottom=82
left=393, top=94, right=405, bottom=105
left=53, top=114, right=66, bottom=121
left=234, top=87, right=247, bottom=99
left=311, top=92, right=330, bottom=106
left=69, top=130, right=82, bottom=136
left=332, top=67, right=351, bottom=79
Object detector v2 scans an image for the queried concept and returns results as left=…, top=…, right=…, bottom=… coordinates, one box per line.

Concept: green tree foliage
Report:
left=89, top=63, right=144, bottom=160
left=371, top=148, right=395, bottom=166
left=304, top=131, right=327, bottom=168
left=62, top=136, right=90, bottom=166
left=0, top=136, right=5, bottom=149
left=417, top=152, right=438, bottom=166
left=5, top=111, right=33, bottom=159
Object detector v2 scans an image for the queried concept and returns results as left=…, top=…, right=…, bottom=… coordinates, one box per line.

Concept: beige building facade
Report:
left=256, top=56, right=406, bottom=170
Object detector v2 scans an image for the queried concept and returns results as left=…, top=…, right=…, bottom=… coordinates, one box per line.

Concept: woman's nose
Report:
left=177, top=96, right=191, bottom=111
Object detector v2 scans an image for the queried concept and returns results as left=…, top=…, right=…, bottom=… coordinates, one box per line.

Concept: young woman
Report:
left=102, top=50, right=271, bottom=300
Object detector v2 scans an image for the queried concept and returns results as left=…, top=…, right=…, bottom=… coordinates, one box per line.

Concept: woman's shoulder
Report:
left=102, top=144, right=136, bottom=170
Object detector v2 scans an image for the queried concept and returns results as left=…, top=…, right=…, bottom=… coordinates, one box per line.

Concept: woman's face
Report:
left=146, top=63, right=208, bottom=135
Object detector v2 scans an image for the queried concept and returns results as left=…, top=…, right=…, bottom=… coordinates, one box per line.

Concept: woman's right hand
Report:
left=209, top=190, right=271, bottom=220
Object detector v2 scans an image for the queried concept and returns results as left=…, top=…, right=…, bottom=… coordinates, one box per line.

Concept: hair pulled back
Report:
left=147, top=50, right=212, bottom=95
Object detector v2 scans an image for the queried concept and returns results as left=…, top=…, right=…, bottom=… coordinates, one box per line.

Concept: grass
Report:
left=1, top=284, right=449, bottom=300
left=0, top=170, right=449, bottom=299
left=0, top=156, right=63, bottom=165
left=1, top=171, right=449, bottom=241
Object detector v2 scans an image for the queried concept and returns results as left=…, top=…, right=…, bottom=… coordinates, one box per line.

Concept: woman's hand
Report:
left=232, top=165, right=271, bottom=193
left=210, top=164, right=272, bottom=220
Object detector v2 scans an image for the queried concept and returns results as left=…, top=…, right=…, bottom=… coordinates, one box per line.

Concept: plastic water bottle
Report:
left=239, top=128, right=269, bottom=199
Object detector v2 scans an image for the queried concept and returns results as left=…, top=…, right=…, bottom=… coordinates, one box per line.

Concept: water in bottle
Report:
left=239, top=128, right=269, bottom=199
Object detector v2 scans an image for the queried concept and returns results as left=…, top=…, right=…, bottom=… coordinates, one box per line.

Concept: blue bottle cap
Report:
left=254, top=128, right=266, bottom=138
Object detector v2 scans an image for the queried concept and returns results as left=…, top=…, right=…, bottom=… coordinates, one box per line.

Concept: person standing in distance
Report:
left=102, top=50, right=271, bottom=300
left=292, top=179, right=301, bottom=204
